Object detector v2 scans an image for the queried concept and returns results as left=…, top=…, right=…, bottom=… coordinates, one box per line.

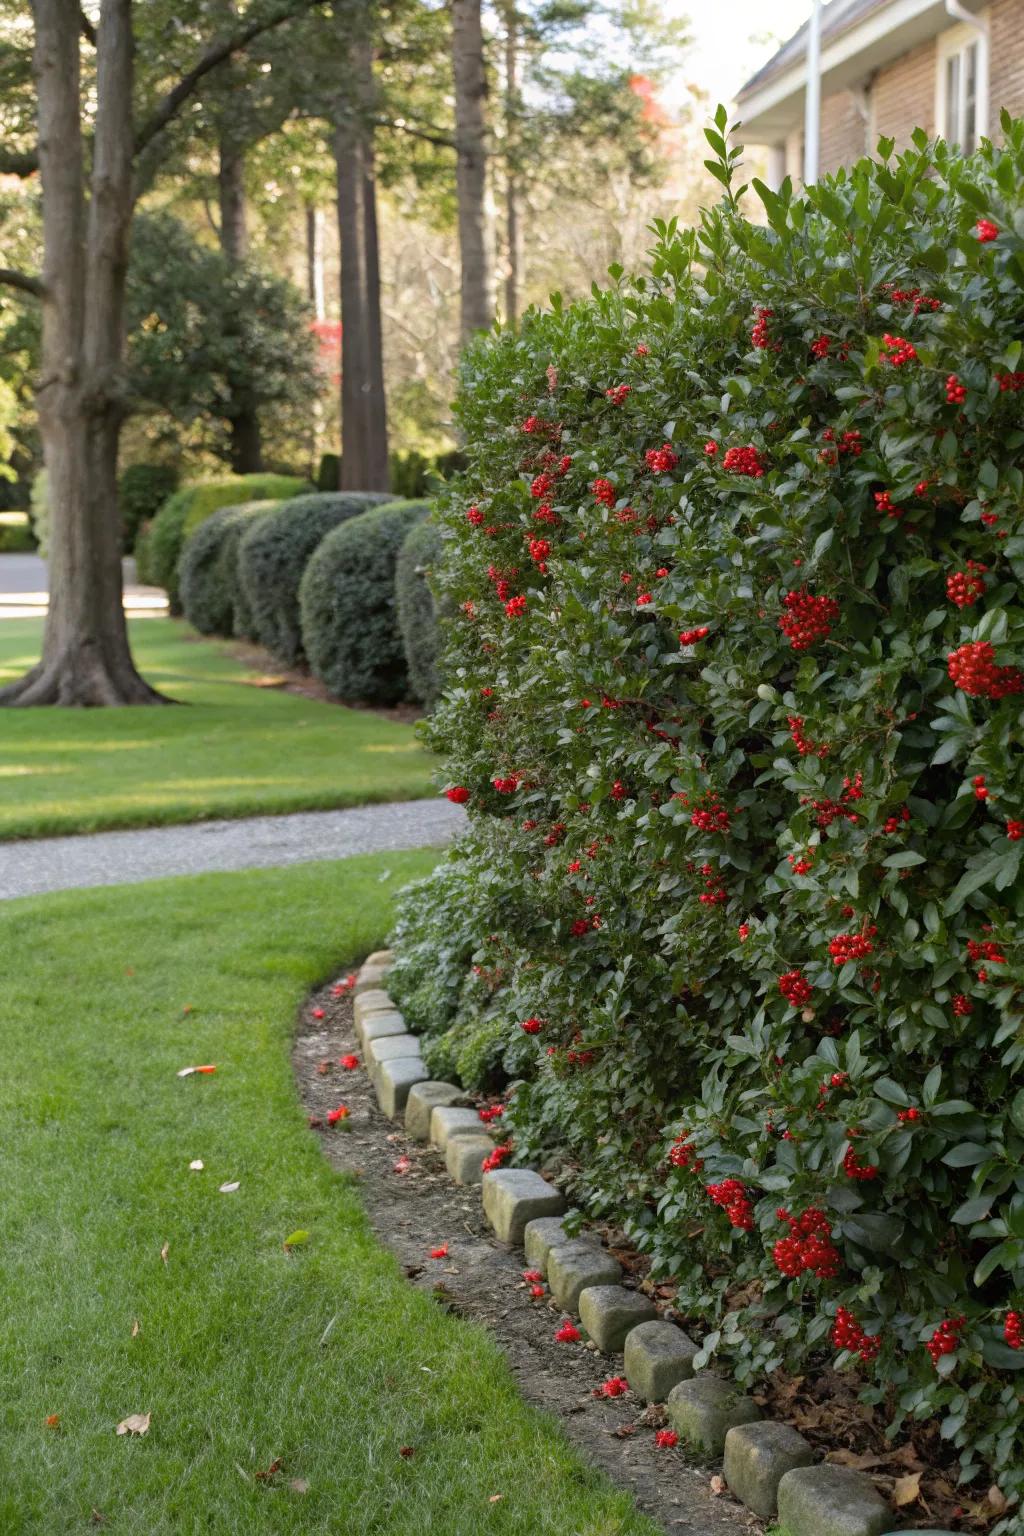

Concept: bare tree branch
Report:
left=134, top=0, right=328, bottom=159
left=374, top=117, right=455, bottom=150
left=0, top=148, right=40, bottom=177
left=80, top=8, right=97, bottom=44
left=0, top=268, right=45, bottom=298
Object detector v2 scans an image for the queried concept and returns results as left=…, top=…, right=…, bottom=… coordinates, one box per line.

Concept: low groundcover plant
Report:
left=389, top=113, right=1024, bottom=1523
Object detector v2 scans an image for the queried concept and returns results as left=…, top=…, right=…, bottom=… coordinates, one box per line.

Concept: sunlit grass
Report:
left=0, top=619, right=437, bottom=839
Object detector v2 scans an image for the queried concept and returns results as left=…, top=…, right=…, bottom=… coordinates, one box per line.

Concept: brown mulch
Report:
left=221, top=636, right=424, bottom=723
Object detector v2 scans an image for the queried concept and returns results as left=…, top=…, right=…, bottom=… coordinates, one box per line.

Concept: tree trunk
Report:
left=332, top=33, right=389, bottom=493
left=2, top=0, right=165, bottom=706
left=503, top=3, right=519, bottom=326
left=306, top=201, right=325, bottom=319
left=452, top=0, right=493, bottom=341
left=218, top=132, right=262, bottom=472
left=217, top=138, right=248, bottom=263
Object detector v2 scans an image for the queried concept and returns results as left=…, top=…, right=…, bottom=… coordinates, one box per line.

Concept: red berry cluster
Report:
left=533, top=502, right=559, bottom=525
left=778, top=970, right=812, bottom=1007
left=843, top=1144, right=879, bottom=1181
left=809, top=335, right=831, bottom=358
left=874, top=490, right=901, bottom=519
left=645, top=442, right=679, bottom=473
left=520, top=1016, right=544, bottom=1035
left=478, top=1103, right=505, bottom=1122
left=706, top=1178, right=754, bottom=1230
left=946, top=562, right=987, bottom=607
left=697, top=862, right=727, bottom=904
left=751, top=307, right=776, bottom=349
left=505, top=594, right=527, bottom=618
left=967, top=938, right=1006, bottom=965
left=997, top=370, right=1024, bottom=392
left=605, top=384, right=631, bottom=405
left=804, top=774, right=862, bottom=829
left=530, top=472, right=554, bottom=499
left=788, top=715, right=830, bottom=757
left=492, top=774, right=520, bottom=793
left=527, top=537, right=550, bottom=573
left=976, top=218, right=999, bottom=242
left=832, top=1306, right=881, bottom=1361
left=668, top=1135, right=704, bottom=1172
left=610, top=780, right=626, bottom=801
left=881, top=332, right=918, bottom=365
left=828, top=927, right=876, bottom=965
left=445, top=785, right=470, bottom=804
left=952, top=993, right=973, bottom=1016
left=636, top=591, right=652, bottom=606
left=593, top=1376, right=629, bottom=1398
left=683, top=790, right=731, bottom=834
left=487, top=562, right=519, bottom=602
left=897, top=1106, right=921, bottom=1122
left=482, top=1143, right=512, bottom=1172
left=883, top=805, right=910, bottom=833
left=679, top=626, right=710, bottom=645
left=723, top=445, right=765, bottom=477
left=1005, top=1312, right=1023, bottom=1350
left=973, top=773, right=988, bottom=801
left=779, top=589, right=840, bottom=650
left=883, top=284, right=941, bottom=314
left=772, top=1207, right=840, bottom=1280
left=788, top=851, right=814, bottom=876
left=1008, top=820, right=1024, bottom=840
left=703, top=440, right=718, bottom=457
left=926, top=1315, right=965, bottom=1365
left=591, top=476, right=617, bottom=505
left=555, top=1320, right=581, bottom=1342
left=466, top=504, right=485, bottom=526
left=948, top=641, right=1024, bottom=698
left=946, top=373, right=967, bottom=404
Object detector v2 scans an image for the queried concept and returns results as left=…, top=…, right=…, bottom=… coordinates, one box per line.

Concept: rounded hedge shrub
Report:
left=179, top=500, right=277, bottom=636
left=395, top=516, right=444, bottom=706
left=119, top=463, right=179, bottom=552
left=238, top=492, right=393, bottom=667
left=388, top=119, right=1024, bottom=1520
left=142, top=473, right=309, bottom=612
left=299, top=499, right=427, bottom=704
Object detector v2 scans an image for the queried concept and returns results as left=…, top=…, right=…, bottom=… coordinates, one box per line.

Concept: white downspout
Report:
left=804, top=0, right=823, bottom=184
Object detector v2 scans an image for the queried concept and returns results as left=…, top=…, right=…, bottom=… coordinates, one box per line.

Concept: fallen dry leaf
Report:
left=289, top=1478, right=309, bottom=1495
left=160, top=1242, right=169, bottom=1264
left=988, top=1485, right=1010, bottom=1514
left=893, top=1471, right=922, bottom=1507
left=488, top=1494, right=503, bottom=1503
left=189, top=1159, right=204, bottom=1172
left=130, top=1320, right=140, bottom=1338
left=828, top=1449, right=887, bottom=1471
left=219, top=1181, right=240, bottom=1194
left=709, top=1475, right=726, bottom=1496
left=115, top=1412, right=150, bottom=1437
left=254, top=1458, right=282, bottom=1482
left=399, top=1446, right=415, bottom=1458
left=45, top=1414, right=60, bottom=1430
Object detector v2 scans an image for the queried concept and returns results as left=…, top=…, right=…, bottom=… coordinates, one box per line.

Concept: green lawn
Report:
left=0, top=619, right=436, bottom=839
left=0, top=854, right=656, bottom=1536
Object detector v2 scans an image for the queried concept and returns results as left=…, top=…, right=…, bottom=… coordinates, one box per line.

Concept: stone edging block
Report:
left=547, top=1240, right=622, bottom=1313
left=359, top=1012, right=408, bottom=1050
left=430, top=1106, right=487, bottom=1149
left=577, top=1285, right=657, bottom=1354
left=666, top=1375, right=760, bottom=1456
left=481, top=1168, right=566, bottom=1244
left=405, top=1082, right=469, bottom=1141
left=375, top=1056, right=429, bottom=1117
left=523, top=1216, right=570, bottom=1272
left=446, top=1135, right=494, bottom=1185
left=353, top=989, right=394, bottom=1028
left=776, top=1463, right=890, bottom=1536
left=723, top=1420, right=815, bottom=1519
left=623, top=1319, right=698, bottom=1403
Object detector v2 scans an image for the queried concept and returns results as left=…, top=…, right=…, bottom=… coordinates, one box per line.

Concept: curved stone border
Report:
left=351, top=954, right=912, bottom=1536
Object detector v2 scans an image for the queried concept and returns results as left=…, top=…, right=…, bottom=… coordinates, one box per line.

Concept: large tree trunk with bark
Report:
left=452, top=0, right=493, bottom=341
left=305, top=201, right=325, bottom=318
left=218, top=131, right=263, bottom=472
left=503, top=2, right=520, bottom=327
left=332, top=30, right=389, bottom=493
left=1, top=0, right=165, bottom=706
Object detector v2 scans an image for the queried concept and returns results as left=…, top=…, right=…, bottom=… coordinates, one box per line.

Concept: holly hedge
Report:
left=389, top=114, right=1024, bottom=1518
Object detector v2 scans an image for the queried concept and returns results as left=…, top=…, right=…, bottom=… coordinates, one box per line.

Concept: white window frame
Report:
left=936, top=14, right=990, bottom=151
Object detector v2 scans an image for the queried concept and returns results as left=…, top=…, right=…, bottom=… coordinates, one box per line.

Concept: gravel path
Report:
left=0, top=798, right=464, bottom=901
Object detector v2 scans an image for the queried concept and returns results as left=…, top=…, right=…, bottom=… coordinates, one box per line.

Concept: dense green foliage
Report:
left=299, top=499, right=427, bottom=704
left=238, top=492, right=392, bottom=667
left=138, top=474, right=307, bottom=612
left=118, top=462, right=179, bottom=553
left=390, top=119, right=1024, bottom=1520
left=0, top=618, right=436, bottom=839
left=179, top=500, right=276, bottom=636
left=0, top=511, right=34, bottom=553
left=126, top=213, right=324, bottom=471
left=395, top=515, right=445, bottom=706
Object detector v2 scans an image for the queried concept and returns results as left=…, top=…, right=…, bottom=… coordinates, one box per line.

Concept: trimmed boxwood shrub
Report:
left=389, top=118, right=1024, bottom=1518
left=395, top=516, right=445, bottom=706
left=238, top=492, right=392, bottom=666
left=140, top=473, right=308, bottom=612
left=299, top=498, right=427, bottom=704
left=118, top=463, right=179, bottom=552
left=179, top=500, right=277, bottom=636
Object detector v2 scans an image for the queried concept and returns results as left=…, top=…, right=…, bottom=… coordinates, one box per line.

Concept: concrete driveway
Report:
left=0, top=553, right=167, bottom=617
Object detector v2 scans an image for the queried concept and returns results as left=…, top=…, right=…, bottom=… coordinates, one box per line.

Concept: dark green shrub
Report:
left=143, top=473, right=309, bottom=612
left=238, top=492, right=392, bottom=666
left=390, top=118, right=1024, bottom=1518
left=317, top=452, right=340, bottom=492
left=395, top=516, right=444, bottom=706
left=179, top=500, right=277, bottom=636
left=299, top=499, right=427, bottom=704
left=118, top=463, right=179, bottom=552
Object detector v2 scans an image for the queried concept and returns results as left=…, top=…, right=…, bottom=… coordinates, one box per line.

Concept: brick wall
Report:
left=872, top=36, right=937, bottom=148
left=990, top=0, right=1024, bottom=128
left=820, top=90, right=869, bottom=173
